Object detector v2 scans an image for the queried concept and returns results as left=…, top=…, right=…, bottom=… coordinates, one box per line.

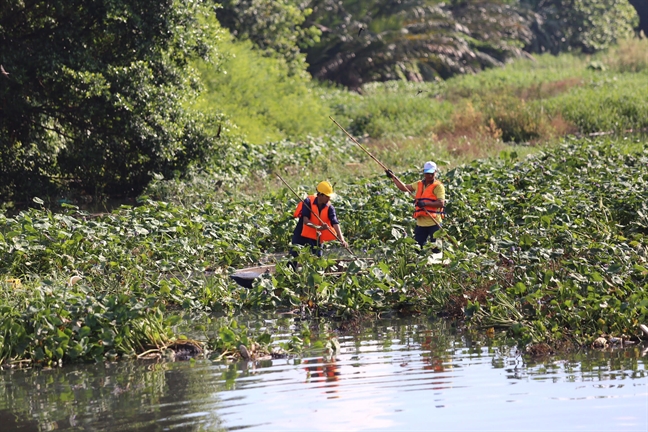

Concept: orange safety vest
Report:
left=293, top=195, right=336, bottom=242
left=413, top=180, right=445, bottom=219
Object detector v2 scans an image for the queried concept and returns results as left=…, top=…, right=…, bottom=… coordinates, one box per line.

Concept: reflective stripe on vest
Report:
left=293, top=195, right=336, bottom=242
left=413, top=180, right=445, bottom=219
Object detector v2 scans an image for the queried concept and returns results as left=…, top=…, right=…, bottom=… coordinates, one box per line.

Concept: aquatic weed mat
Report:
left=439, top=136, right=647, bottom=345
left=0, top=136, right=646, bottom=365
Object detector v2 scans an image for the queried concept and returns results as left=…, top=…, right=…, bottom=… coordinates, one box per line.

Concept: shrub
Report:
left=193, top=37, right=331, bottom=144
left=325, top=80, right=454, bottom=138
left=604, top=38, right=648, bottom=73
left=545, top=74, right=648, bottom=133
left=483, top=96, right=551, bottom=143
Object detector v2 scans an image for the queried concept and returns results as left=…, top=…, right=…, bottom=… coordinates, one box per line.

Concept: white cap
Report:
left=423, top=161, right=437, bottom=174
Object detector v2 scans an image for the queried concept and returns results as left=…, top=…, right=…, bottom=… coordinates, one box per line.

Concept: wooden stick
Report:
left=330, top=116, right=459, bottom=248
left=277, top=174, right=354, bottom=256
left=330, top=116, right=389, bottom=170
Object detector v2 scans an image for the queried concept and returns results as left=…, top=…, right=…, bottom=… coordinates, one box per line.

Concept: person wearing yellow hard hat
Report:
left=291, top=180, right=348, bottom=258
left=386, top=161, right=445, bottom=252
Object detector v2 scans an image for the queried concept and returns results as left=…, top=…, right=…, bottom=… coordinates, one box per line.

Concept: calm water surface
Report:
left=0, top=317, right=646, bottom=431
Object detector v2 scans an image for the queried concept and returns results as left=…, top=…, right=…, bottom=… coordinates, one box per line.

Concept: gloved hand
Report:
left=385, top=169, right=394, bottom=179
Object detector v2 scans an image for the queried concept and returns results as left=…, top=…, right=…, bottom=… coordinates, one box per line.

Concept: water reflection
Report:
left=302, top=356, right=341, bottom=398
left=0, top=361, right=226, bottom=431
left=1, top=316, right=646, bottom=431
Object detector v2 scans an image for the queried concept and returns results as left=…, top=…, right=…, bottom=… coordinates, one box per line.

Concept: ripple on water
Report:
left=0, top=317, right=646, bottom=431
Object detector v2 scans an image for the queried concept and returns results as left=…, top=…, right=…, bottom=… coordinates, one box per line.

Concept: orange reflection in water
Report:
left=421, top=332, right=448, bottom=373
left=303, top=356, right=341, bottom=398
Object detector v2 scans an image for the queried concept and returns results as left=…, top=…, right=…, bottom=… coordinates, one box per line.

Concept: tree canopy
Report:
left=301, top=0, right=534, bottom=89
left=0, top=0, right=642, bottom=201
left=218, top=0, right=639, bottom=89
left=215, top=0, right=321, bottom=77
left=0, top=0, right=221, bottom=200
left=523, top=0, right=638, bottom=54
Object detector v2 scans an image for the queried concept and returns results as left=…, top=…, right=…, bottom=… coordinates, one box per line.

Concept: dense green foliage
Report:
left=446, top=139, right=647, bottom=341
left=302, top=0, right=534, bottom=88
left=323, top=47, right=648, bottom=144
left=1, top=0, right=648, bottom=368
left=192, top=37, right=332, bottom=144
left=0, top=0, right=643, bottom=202
left=215, top=0, right=321, bottom=77
left=0, top=136, right=646, bottom=365
left=0, top=0, right=221, bottom=200
left=216, top=0, right=638, bottom=88
left=523, top=0, right=638, bottom=54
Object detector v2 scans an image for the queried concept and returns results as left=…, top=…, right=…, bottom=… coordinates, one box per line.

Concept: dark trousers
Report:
left=290, top=234, right=322, bottom=258
left=414, top=224, right=441, bottom=253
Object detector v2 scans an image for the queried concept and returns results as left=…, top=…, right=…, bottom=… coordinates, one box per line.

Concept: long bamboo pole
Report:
left=277, top=174, right=354, bottom=256
left=329, top=116, right=459, bottom=248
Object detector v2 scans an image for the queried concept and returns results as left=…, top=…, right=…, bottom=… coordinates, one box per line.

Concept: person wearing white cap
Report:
left=385, top=161, right=445, bottom=252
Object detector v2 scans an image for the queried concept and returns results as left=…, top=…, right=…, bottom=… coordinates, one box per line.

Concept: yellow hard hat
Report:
left=316, top=181, right=334, bottom=197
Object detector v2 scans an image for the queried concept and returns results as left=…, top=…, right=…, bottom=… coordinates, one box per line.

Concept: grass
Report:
left=604, top=37, right=648, bottom=73
left=320, top=42, right=648, bottom=168
left=542, top=73, right=648, bottom=133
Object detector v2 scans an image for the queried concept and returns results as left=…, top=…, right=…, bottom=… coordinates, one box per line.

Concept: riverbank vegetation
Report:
left=1, top=135, right=646, bottom=366
left=1, top=1, right=647, bottom=367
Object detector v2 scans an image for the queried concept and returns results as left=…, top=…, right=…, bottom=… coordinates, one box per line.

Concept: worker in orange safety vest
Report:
left=386, top=161, right=445, bottom=252
left=291, top=180, right=348, bottom=258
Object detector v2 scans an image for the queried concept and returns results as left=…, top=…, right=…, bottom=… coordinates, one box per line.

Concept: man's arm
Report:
left=333, top=223, right=348, bottom=248
left=417, top=199, right=445, bottom=209
left=386, top=170, right=414, bottom=192
left=416, top=183, right=445, bottom=209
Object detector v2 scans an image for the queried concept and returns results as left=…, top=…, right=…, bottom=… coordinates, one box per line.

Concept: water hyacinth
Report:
left=0, top=136, right=646, bottom=366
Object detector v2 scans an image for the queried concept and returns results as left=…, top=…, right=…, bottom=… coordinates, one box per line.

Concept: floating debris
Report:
left=168, top=340, right=203, bottom=361
left=526, top=342, right=554, bottom=358
left=239, top=344, right=251, bottom=361
left=640, top=324, right=648, bottom=338
left=5, top=278, right=21, bottom=288
left=592, top=337, right=608, bottom=349
left=68, top=275, right=82, bottom=286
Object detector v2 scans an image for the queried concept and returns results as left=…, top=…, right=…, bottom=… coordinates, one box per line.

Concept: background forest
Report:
left=0, top=0, right=646, bottom=203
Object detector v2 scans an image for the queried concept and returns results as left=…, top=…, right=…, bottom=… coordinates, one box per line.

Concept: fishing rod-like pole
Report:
left=330, top=116, right=389, bottom=171
left=329, top=116, right=459, bottom=248
left=277, top=174, right=354, bottom=256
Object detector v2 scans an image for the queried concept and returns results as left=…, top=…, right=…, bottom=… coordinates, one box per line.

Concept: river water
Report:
left=0, top=316, right=646, bottom=431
